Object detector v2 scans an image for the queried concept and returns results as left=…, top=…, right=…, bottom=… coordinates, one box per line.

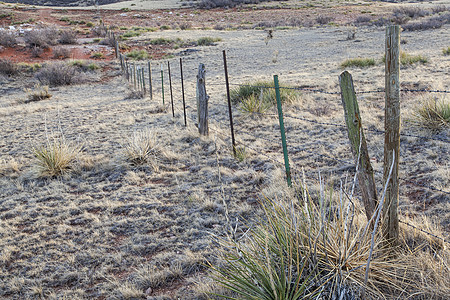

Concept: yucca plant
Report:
left=211, top=174, right=420, bottom=299
left=33, top=137, right=80, bottom=176
left=413, top=96, right=450, bottom=132
left=123, top=129, right=158, bottom=168
left=238, top=94, right=272, bottom=115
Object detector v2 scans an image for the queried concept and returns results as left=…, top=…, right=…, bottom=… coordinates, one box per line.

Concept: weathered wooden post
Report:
left=180, top=58, right=187, bottom=126
left=383, top=25, right=400, bottom=246
left=339, top=71, right=378, bottom=221
left=196, top=63, right=209, bottom=135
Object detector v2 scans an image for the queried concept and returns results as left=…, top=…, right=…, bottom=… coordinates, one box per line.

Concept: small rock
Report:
left=145, top=287, right=153, bottom=295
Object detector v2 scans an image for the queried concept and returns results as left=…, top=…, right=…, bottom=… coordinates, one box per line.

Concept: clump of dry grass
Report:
left=23, top=84, right=52, bottom=103
left=33, top=137, right=81, bottom=177
left=412, top=96, right=450, bottom=132
left=210, top=174, right=450, bottom=299
left=123, top=129, right=159, bottom=168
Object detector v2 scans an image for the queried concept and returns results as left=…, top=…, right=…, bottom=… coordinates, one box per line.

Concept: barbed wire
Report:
left=399, top=220, right=450, bottom=245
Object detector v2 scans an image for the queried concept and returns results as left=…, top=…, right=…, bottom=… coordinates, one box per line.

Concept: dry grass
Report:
left=33, top=136, right=81, bottom=177
left=412, top=96, right=450, bottom=132
left=211, top=175, right=450, bottom=299
left=123, top=129, right=159, bottom=168
left=23, top=84, right=52, bottom=103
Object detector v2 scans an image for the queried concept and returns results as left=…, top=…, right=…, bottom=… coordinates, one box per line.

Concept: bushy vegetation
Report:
left=0, top=58, right=18, bottom=76
left=58, top=29, right=78, bottom=44
left=125, top=49, right=149, bottom=60
left=0, top=30, right=17, bottom=47
left=382, top=52, right=428, bottom=66
left=24, top=27, right=59, bottom=49
left=198, top=0, right=272, bottom=9
left=341, top=57, right=376, bottom=68
left=36, top=62, right=79, bottom=86
left=123, top=129, right=159, bottom=169
left=196, top=37, right=222, bottom=46
left=211, top=181, right=450, bottom=299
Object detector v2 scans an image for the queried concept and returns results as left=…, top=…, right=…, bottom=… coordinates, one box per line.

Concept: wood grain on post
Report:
left=196, top=63, right=209, bottom=135
left=383, top=25, right=400, bottom=245
left=339, top=71, right=378, bottom=221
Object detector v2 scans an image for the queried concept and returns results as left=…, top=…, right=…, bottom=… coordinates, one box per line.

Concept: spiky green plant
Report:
left=413, top=96, right=450, bottom=132
left=211, top=176, right=421, bottom=299
left=238, top=94, right=271, bottom=115
left=33, top=137, right=80, bottom=176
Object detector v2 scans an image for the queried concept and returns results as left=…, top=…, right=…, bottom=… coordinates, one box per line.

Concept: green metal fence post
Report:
left=274, top=75, right=292, bottom=187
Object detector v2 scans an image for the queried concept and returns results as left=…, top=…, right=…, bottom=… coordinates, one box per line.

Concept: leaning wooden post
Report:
left=197, top=63, right=209, bottom=135
left=339, top=71, right=378, bottom=221
left=383, top=25, right=400, bottom=246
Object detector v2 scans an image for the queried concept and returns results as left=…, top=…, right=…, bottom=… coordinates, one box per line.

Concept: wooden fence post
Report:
left=148, top=61, right=153, bottom=100
left=339, top=71, right=378, bottom=221
left=383, top=25, right=400, bottom=246
left=197, top=63, right=209, bottom=135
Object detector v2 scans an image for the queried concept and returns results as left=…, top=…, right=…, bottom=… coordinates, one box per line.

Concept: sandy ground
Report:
left=0, top=1, right=449, bottom=299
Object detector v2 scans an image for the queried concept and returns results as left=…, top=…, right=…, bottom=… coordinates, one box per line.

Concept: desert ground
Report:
left=0, top=0, right=449, bottom=299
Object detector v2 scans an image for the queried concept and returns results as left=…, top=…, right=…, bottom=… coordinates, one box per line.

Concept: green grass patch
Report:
left=121, top=31, right=141, bottom=38
left=443, top=47, right=450, bottom=56
left=382, top=51, right=428, bottom=66
left=196, top=37, right=222, bottom=46
left=126, top=49, right=149, bottom=60
left=341, top=57, right=376, bottom=68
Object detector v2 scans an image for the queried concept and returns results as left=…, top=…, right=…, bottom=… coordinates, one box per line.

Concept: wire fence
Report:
left=113, top=41, right=449, bottom=245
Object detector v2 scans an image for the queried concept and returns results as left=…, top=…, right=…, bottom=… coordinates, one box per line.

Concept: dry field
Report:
left=0, top=0, right=449, bottom=299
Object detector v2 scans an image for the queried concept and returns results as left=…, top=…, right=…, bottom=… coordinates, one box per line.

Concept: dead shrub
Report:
left=0, top=59, right=18, bottom=76
left=24, top=27, right=59, bottom=49
left=30, top=46, right=44, bottom=58
left=316, top=15, right=334, bottom=25
left=36, top=62, right=79, bottom=86
left=91, top=24, right=108, bottom=37
left=52, top=47, right=71, bottom=59
left=59, top=29, right=78, bottom=44
left=0, top=30, right=17, bottom=47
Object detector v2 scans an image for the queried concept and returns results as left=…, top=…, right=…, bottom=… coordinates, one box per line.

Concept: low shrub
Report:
left=413, top=96, right=450, bottom=132
left=121, top=31, right=141, bottom=38
left=316, top=15, right=334, bottom=25
left=36, top=62, right=79, bottom=86
left=400, top=51, right=428, bottom=65
left=354, top=15, right=371, bottom=24
left=52, top=47, right=71, bottom=59
left=99, top=37, right=116, bottom=47
left=149, top=37, right=173, bottom=45
left=30, top=46, right=43, bottom=58
left=402, top=13, right=450, bottom=31
left=0, top=59, right=18, bottom=76
left=393, top=6, right=430, bottom=19
left=70, top=60, right=99, bottom=72
left=91, top=24, right=108, bottom=37
left=196, top=37, right=221, bottom=46
left=198, top=0, right=271, bottom=9
left=24, top=84, right=52, bottom=103
left=59, top=29, right=78, bottom=44
left=24, top=27, right=59, bottom=49
left=341, top=57, right=376, bottom=68
left=125, top=49, right=149, bottom=60
left=0, top=30, right=17, bottom=47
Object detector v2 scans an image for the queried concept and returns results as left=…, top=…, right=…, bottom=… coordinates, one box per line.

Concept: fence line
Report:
left=111, top=38, right=449, bottom=245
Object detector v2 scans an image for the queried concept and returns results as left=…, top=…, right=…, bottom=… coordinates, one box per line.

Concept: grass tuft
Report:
left=231, top=81, right=301, bottom=110
left=123, top=129, right=159, bottom=169
left=443, top=47, right=450, bottom=56
left=412, top=96, right=450, bottom=132
left=24, top=84, right=52, bottom=103
left=341, top=57, right=376, bottom=68
left=33, top=137, right=81, bottom=177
